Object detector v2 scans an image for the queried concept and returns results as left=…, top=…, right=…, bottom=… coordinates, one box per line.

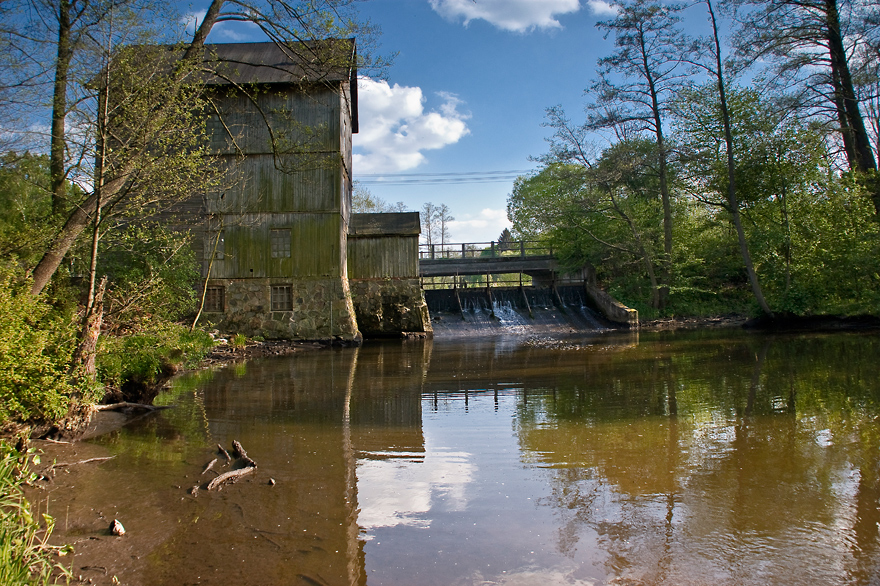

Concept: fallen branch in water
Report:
left=206, top=465, right=255, bottom=491
left=52, top=456, right=116, bottom=469
left=201, top=458, right=218, bottom=475
left=217, top=444, right=231, bottom=462
left=205, top=440, right=257, bottom=491
left=94, top=403, right=171, bottom=412
left=232, top=440, right=256, bottom=467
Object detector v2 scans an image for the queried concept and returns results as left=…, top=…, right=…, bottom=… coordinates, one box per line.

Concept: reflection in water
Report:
left=44, top=331, right=880, bottom=585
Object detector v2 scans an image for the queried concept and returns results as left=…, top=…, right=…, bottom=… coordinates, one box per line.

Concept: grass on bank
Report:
left=0, top=441, right=71, bottom=585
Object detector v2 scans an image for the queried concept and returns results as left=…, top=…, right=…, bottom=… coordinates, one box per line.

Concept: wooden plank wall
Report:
left=347, top=235, right=419, bottom=280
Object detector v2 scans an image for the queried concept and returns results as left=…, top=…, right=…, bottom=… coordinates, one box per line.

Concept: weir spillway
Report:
left=423, top=285, right=615, bottom=336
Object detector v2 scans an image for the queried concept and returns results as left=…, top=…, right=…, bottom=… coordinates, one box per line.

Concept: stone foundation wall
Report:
left=348, top=278, right=432, bottom=337
left=200, top=277, right=360, bottom=342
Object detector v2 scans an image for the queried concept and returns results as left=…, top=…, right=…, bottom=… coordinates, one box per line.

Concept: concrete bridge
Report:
left=418, top=241, right=558, bottom=279
left=417, top=240, right=639, bottom=328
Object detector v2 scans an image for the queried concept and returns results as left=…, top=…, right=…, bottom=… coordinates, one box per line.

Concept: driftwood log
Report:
left=201, top=458, right=218, bottom=475
left=206, top=465, right=256, bottom=490
left=205, top=440, right=257, bottom=491
left=232, top=440, right=256, bottom=467
left=94, top=403, right=171, bottom=412
left=217, top=444, right=231, bottom=462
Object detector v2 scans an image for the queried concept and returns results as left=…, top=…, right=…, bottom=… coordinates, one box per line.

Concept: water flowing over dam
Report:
left=424, top=284, right=614, bottom=336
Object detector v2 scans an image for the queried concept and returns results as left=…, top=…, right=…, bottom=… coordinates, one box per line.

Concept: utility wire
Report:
left=355, top=169, right=536, bottom=186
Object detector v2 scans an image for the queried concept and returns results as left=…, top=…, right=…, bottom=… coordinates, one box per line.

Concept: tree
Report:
left=509, top=147, right=667, bottom=309
left=437, top=203, right=454, bottom=246
left=352, top=182, right=408, bottom=213
left=497, top=227, right=514, bottom=252
left=419, top=202, right=454, bottom=247
left=731, top=0, right=880, bottom=216
left=421, top=202, right=439, bottom=246
left=704, top=0, right=771, bottom=315
left=532, top=103, right=671, bottom=308
left=588, top=0, right=691, bottom=307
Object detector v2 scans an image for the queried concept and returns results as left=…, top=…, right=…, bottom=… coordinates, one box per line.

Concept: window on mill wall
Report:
left=205, top=286, right=225, bottom=312
left=271, top=285, right=293, bottom=311
left=271, top=229, right=291, bottom=258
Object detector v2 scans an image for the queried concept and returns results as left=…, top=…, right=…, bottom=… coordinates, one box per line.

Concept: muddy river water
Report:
left=35, top=329, right=880, bottom=585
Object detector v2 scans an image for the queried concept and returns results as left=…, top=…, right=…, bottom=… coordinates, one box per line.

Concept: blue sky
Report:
left=195, top=0, right=625, bottom=242
left=350, top=0, right=618, bottom=242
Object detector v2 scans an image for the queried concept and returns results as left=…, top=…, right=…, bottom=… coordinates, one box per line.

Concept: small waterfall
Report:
left=425, top=285, right=611, bottom=336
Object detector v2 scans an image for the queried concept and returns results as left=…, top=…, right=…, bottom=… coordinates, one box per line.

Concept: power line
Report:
left=354, top=169, right=536, bottom=186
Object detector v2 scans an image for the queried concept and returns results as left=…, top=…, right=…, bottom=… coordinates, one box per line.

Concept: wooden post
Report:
left=520, top=284, right=533, bottom=319
left=491, top=241, right=496, bottom=257
left=486, top=274, right=494, bottom=318
left=520, top=240, right=525, bottom=257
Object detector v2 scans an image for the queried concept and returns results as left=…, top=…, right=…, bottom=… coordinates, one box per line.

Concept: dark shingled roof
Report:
left=201, top=40, right=356, bottom=85
left=349, top=213, right=421, bottom=237
left=200, top=40, right=358, bottom=133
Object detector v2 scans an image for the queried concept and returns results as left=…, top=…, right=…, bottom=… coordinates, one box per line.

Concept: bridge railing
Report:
left=419, top=240, right=552, bottom=260
left=421, top=272, right=588, bottom=290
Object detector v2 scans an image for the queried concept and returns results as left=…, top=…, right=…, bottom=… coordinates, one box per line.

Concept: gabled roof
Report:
left=200, top=40, right=358, bottom=133
left=201, top=40, right=356, bottom=85
left=349, top=213, right=421, bottom=237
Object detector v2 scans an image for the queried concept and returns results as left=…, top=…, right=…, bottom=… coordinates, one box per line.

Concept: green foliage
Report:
left=91, top=222, right=200, bottom=327
left=514, top=84, right=880, bottom=319
left=351, top=182, right=408, bottom=213
left=0, top=153, right=76, bottom=266
left=97, top=321, right=214, bottom=390
left=0, top=265, right=87, bottom=425
left=0, top=441, right=71, bottom=585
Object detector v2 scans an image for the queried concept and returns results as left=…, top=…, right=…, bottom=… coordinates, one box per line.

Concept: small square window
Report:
left=271, top=229, right=290, bottom=258
left=271, top=285, right=292, bottom=311
left=204, top=286, right=225, bottom=312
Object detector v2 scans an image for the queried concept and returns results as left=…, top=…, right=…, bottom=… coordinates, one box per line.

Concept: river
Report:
left=38, top=329, right=880, bottom=585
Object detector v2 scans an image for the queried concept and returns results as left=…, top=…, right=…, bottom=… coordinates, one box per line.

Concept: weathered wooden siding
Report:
left=347, top=236, right=419, bottom=279
left=206, top=155, right=342, bottom=213
left=347, top=213, right=421, bottom=279
left=207, top=88, right=341, bottom=155
left=340, top=83, right=353, bottom=223
left=209, top=213, right=342, bottom=279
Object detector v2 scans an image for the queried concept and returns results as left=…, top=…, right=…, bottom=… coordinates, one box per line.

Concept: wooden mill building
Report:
left=187, top=41, right=431, bottom=341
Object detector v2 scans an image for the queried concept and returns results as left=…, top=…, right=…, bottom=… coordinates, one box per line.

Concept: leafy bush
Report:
left=0, top=266, right=87, bottom=425
left=97, top=321, right=214, bottom=390
left=0, top=441, right=71, bottom=585
left=87, top=222, right=200, bottom=328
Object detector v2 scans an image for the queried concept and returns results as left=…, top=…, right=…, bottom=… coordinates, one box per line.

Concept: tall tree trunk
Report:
left=70, top=277, right=106, bottom=382
left=707, top=0, right=773, bottom=316
left=824, top=0, right=876, bottom=173
left=641, top=31, right=673, bottom=309
left=824, top=0, right=880, bottom=216
left=831, top=64, right=858, bottom=169
left=50, top=0, right=73, bottom=215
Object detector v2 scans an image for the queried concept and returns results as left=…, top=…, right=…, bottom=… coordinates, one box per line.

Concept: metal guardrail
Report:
left=419, top=240, right=552, bottom=260
left=420, top=273, right=589, bottom=290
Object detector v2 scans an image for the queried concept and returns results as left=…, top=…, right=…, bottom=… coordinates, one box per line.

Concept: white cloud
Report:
left=353, top=78, right=470, bottom=173
left=587, top=0, right=618, bottom=16
left=356, top=448, right=474, bottom=533
left=448, top=208, right=512, bottom=242
left=428, top=0, right=581, bottom=32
